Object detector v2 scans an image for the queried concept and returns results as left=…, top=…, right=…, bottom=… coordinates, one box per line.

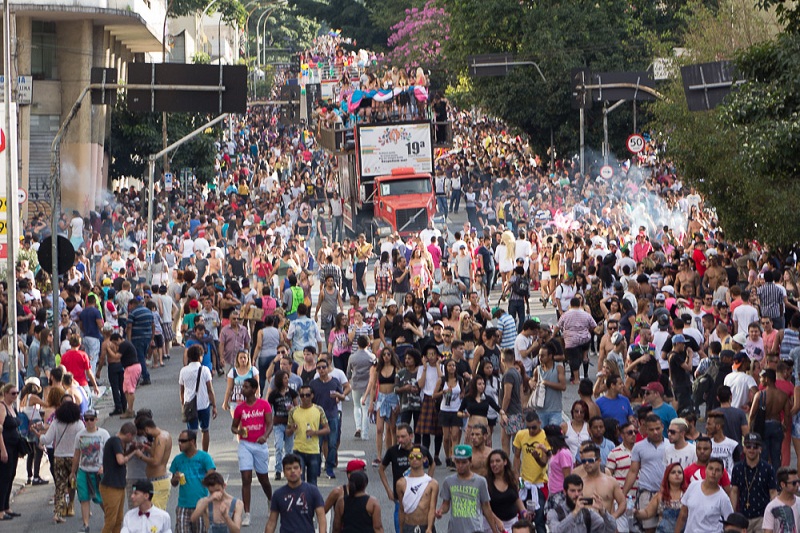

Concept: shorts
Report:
left=238, top=439, right=270, bottom=474
left=153, top=335, right=164, bottom=349
left=541, top=272, right=551, bottom=281
left=76, top=470, right=102, bottom=504
left=438, top=410, right=461, bottom=427
left=123, top=363, right=142, bottom=393
left=187, top=406, right=211, bottom=432
left=150, top=475, right=171, bottom=510
left=376, top=392, right=399, bottom=420
left=505, top=413, right=525, bottom=435
left=635, top=490, right=658, bottom=529
left=792, top=411, right=800, bottom=439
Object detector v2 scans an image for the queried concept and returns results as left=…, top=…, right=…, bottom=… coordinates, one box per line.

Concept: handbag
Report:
left=527, top=368, right=547, bottom=410
left=182, top=366, right=203, bottom=423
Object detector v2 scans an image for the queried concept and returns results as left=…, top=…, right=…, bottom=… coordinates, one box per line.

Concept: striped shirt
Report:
left=606, top=443, right=638, bottom=496
left=128, top=304, right=154, bottom=341
left=758, top=282, right=786, bottom=319
left=320, top=263, right=341, bottom=288
left=497, top=312, right=517, bottom=350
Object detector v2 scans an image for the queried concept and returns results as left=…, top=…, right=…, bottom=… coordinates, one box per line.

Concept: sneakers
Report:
left=275, top=471, right=282, bottom=481
left=354, top=430, right=361, bottom=439
left=79, top=525, right=90, bottom=533
left=326, top=469, right=336, bottom=479
left=434, top=457, right=442, bottom=466
left=242, top=512, right=251, bottom=527
left=32, top=477, right=49, bottom=485
left=371, top=458, right=381, bottom=467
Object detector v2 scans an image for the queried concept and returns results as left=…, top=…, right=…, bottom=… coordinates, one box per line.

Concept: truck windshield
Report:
left=380, top=178, right=432, bottom=196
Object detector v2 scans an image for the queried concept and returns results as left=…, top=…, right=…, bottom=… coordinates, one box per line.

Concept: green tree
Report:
left=650, top=0, right=791, bottom=243
left=108, top=95, right=221, bottom=184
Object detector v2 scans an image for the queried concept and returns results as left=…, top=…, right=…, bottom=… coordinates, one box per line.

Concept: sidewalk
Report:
left=11, top=387, right=114, bottom=503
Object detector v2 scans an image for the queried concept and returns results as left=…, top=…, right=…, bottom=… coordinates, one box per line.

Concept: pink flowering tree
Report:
left=386, top=1, right=450, bottom=75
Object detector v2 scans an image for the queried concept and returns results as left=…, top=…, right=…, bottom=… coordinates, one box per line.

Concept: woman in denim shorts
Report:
left=367, top=347, right=402, bottom=466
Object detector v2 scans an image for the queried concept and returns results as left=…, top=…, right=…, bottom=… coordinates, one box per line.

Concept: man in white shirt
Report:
left=121, top=480, right=172, bottom=533
left=674, top=458, right=733, bottom=533
left=732, top=290, right=760, bottom=335
left=723, top=353, right=758, bottom=409
left=179, top=345, right=218, bottom=452
left=663, top=418, right=697, bottom=468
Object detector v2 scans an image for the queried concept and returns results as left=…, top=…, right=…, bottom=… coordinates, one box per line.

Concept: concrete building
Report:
left=3, top=0, right=165, bottom=219
left=170, top=12, right=239, bottom=65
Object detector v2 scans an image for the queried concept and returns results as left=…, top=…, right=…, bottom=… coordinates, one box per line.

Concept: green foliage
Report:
left=650, top=0, right=798, bottom=244
left=289, top=0, right=386, bottom=49
left=192, top=51, right=211, bottom=64
left=169, top=0, right=246, bottom=26
left=445, top=72, right=477, bottom=110
left=108, top=95, right=220, bottom=184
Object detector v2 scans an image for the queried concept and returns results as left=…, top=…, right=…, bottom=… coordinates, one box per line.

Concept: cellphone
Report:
left=580, top=498, right=594, bottom=505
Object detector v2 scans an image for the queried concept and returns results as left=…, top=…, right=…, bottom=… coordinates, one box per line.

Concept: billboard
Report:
left=0, top=103, right=20, bottom=260
left=357, top=123, right=433, bottom=177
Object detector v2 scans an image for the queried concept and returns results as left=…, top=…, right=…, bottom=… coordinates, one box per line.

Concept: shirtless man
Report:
left=133, top=417, right=174, bottom=510
left=397, top=447, right=439, bottom=533
left=191, top=471, right=244, bottom=532
left=703, top=255, right=727, bottom=295
left=675, top=258, right=699, bottom=298
left=597, top=319, right=619, bottom=371
left=577, top=444, right=625, bottom=522
left=469, top=425, right=491, bottom=479
left=749, top=368, right=790, bottom=467
left=101, top=328, right=126, bottom=415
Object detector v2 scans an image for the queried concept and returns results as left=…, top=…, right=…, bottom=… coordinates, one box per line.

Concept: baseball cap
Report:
left=84, top=408, right=98, bottom=418
left=672, top=334, right=686, bottom=344
left=431, top=287, right=441, bottom=294
left=732, top=332, right=747, bottom=346
left=733, top=351, right=750, bottom=363
left=24, top=376, right=41, bottom=388
left=642, top=382, right=665, bottom=395
left=655, top=293, right=666, bottom=302
left=386, top=299, right=397, bottom=308
left=132, top=480, right=154, bottom=495
left=661, top=285, right=675, bottom=295
left=720, top=512, right=749, bottom=528
left=346, top=459, right=367, bottom=473
left=189, top=299, right=200, bottom=309
left=433, top=320, right=444, bottom=328
left=454, top=444, right=472, bottom=459
left=611, top=332, right=624, bottom=345
left=743, top=433, right=762, bottom=446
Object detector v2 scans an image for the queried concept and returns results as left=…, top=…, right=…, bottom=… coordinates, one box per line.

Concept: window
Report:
left=31, top=21, right=57, bottom=80
left=379, top=178, right=432, bottom=196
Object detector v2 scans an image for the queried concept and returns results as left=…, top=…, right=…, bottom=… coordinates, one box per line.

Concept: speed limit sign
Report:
left=600, top=165, right=613, bottom=179
left=626, top=134, right=645, bottom=154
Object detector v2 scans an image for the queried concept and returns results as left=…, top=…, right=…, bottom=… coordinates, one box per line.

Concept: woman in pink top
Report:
left=544, top=425, right=573, bottom=495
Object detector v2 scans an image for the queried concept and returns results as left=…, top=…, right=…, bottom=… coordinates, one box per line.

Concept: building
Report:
left=3, top=0, right=165, bottom=219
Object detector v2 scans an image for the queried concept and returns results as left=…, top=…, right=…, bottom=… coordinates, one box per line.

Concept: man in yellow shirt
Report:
left=286, top=385, right=330, bottom=486
left=513, top=411, right=550, bottom=532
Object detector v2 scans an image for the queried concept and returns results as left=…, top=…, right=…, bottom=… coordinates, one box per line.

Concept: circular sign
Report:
left=17, top=188, right=27, bottom=204
left=600, top=165, right=614, bottom=179
left=626, top=133, right=645, bottom=154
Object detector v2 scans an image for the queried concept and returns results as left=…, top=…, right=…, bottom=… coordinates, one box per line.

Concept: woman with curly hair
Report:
left=634, top=462, right=687, bottom=533
left=40, top=396, right=84, bottom=523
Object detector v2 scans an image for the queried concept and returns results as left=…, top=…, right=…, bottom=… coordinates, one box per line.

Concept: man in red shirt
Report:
left=692, top=240, right=708, bottom=279
left=684, top=436, right=731, bottom=488
left=232, top=377, right=274, bottom=527
left=61, top=333, right=101, bottom=396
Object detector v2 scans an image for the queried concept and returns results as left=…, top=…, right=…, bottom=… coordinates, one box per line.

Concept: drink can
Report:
left=241, top=427, right=249, bottom=439
left=179, top=473, right=186, bottom=486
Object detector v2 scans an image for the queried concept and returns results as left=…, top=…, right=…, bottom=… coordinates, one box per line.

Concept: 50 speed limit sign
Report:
left=626, top=134, right=645, bottom=154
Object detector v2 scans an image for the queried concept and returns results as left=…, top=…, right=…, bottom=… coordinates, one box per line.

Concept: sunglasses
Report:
left=788, top=480, right=800, bottom=486
left=84, top=417, right=97, bottom=421
left=408, top=454, right=423, bottom=460
left=8, top=391, right=18, bottom=396
left=277, top=350, right=288, bottom=355
left=299, top=393, right=312, bottom=398
left=579, top=458, right=597, bottom=464
left=667, top=429, right=679, bottom=435
left=316, top=365, right=328, bottom=370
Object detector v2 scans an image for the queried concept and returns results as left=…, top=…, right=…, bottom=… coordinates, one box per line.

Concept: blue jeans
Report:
left=508, top=299, right=526, bottom=333
left=322, top=412, right=340, bottom=473
left=449, top=189, right=461, bottom=213
left=538, top=411, right=563, bottom=427
left=296, top=451, right=320, bottom=486
left=131, top=337, right=151, bottom=382
left=332, top=216, right=344, bottom=243
left=522, top=486, right=546, bottom=533
left=436, top=195, right=448, bottom=216
left=257, top=355, right=275, bottom=392
left=394, top=501, right=400, bottom=533
left=273, top=425, right=294, bottom=473
left=762, top=420, right=783, bottom=468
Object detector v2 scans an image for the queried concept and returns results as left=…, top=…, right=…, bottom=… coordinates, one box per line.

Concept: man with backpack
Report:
left=503, top=259, right=530, bottom=332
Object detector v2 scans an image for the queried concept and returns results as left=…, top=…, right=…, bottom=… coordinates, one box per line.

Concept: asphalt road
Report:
left=9, top=211, right=589, bottom=533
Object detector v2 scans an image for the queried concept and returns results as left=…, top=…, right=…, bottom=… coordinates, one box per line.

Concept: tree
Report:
left=289, top=0, right=387, bottom=49
left=386, top=1, right=450, bottom=76
left=443, top=0, right=654, bottom=155
left=650, top=0, right=792, bottom=243
left=108, top=95, right=220, bottom=184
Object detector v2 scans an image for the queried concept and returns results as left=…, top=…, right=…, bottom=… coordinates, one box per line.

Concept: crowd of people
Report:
left=3, top=32, right=800, bottom=533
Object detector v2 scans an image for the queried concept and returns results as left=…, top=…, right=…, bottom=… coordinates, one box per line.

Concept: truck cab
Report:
left=369, top=167, right=435, bottom=246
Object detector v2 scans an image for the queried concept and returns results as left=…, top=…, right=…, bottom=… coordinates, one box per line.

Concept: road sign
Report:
left=17, top=76, right=32, bottom=105
left=17, top=188, right=27, bottom=204
left=467, top=53, right=515, bottom=77
left=626, top=134, right=645, bottom=154
left=0, top=128, right=5, bottom=153
left=681, top=61, right=742, bottom=111
left=570, top=68, right=592, bottom=110
left=600, top=165, right=614, bottom=179
left=164, top=172, right=173, bottom=192
left=591, top=71, right=657, bottom=102
left=128, top=63, right=247, bottom=114
left=91, top=67, right=118, bottom=105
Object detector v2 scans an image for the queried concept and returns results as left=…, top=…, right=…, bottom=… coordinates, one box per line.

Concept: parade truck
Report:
left=320, top=120, right=444, bottom=246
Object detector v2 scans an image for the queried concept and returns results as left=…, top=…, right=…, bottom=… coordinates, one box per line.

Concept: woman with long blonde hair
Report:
left=495, top=231, right=516, bottom=286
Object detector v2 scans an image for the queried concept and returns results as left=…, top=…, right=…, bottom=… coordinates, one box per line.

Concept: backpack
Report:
left=511, top=275, right=530, bottom=297
left=126, top=257, right=137, bottom=280
left=289, top=286, right=304, bottom=315
left=692, top=357, right=720, bottom=399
